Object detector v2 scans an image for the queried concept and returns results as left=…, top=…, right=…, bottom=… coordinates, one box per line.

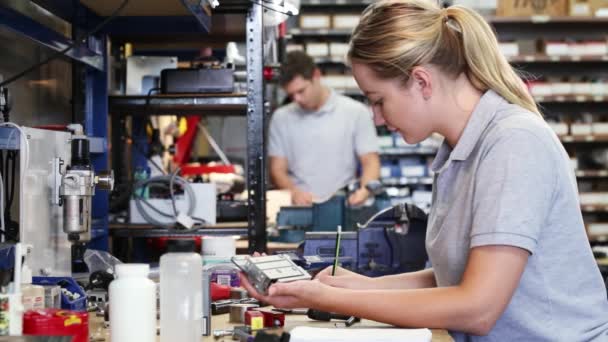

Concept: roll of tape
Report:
left=202, top=236, right=236, bottom=257
left=229, top=303, right=259, bottom=323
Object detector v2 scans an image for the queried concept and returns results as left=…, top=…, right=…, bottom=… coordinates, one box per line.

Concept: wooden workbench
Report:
left=89, top=311, right=453, bottom=341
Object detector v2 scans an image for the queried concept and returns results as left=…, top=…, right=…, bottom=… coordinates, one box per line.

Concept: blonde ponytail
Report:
left=445, top=6, right=540, bottom=115
left=349, top=0, right=541, bottom=116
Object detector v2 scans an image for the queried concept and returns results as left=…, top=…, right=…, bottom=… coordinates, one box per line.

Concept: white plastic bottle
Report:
left=160, top=239, right=203, bottom=342
left=109, top=264, right=156, bottom=342
left=20, top=263, right=44, bottom=311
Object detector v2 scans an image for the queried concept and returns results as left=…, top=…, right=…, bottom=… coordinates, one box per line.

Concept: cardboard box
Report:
left=547, top=122, right=569, bottom=135
left=571, top=123, right=593, bottom=135
left=499, top=42, right=519, bottom=57
left=305, top=43, right=329, bottom=57
left=592, top=122, right=608, bottom=134
left=591, top=0, right=608, bottom=16
left=497, top=0, right=567, bottom=16
left=570, top=0, right=608, bottom=15
left=570, top=0, right=593, bottom=15
left=299, top=14, right=331, bottom=29
left=332, top=14, right=360, bottom=29
left=544, top=41, right=570, bottom=56
left=329, top=42, right=350, bottom=58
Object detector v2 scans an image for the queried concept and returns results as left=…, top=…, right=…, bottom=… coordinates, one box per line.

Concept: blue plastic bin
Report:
left=32, top=276, right=87, bottom=311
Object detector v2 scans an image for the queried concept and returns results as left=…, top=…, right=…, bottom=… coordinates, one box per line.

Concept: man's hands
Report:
left=291, top=188, right=314, bottom=206
left=348, top=187, right=370, bottom=206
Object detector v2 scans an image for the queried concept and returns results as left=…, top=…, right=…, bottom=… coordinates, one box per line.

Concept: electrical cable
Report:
left=169, top=167, right=181, bottom=217
left=133, top=175, right=197, bottom=228
left=0, top=0, right=131, bottom=88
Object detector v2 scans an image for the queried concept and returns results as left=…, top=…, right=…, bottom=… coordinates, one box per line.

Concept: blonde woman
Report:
left=240, top=0, right=608, bottom=340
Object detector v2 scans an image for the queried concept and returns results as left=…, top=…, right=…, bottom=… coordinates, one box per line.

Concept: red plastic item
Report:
left=255, top=309, right=285, bottom=328
left=174, top=116, right=201, bottom=165
left=147, top=236, right=202, bottom=252
left=245, top=310, right=265, bottom=330
left=23, top=309, right=88, bottom=342
left=210, top=282, right=231, bottom=301
left=180, top=164, right=236, bottom=177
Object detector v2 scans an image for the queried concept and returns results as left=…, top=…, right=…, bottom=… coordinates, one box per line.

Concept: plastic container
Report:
left=160, top=239, right=203, bottom=342
left=33, top=276, right=87, bottom=311
left=109, top=264, right=156, bottom=342
left=23, top=309, right=88, bottom=342
left=21, top=264, right=44, bottom=310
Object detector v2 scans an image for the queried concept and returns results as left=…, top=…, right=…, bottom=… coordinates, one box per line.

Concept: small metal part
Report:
left=213, top=329, right=234, bottom=338
left=232, top=255, right=311, bottom=295
left=229, top=303, right=259, bottom=323
left=95, top=170, right=115, bottom=191
left=232, top=326, right=253, bottom=341
left=212, top=298, right=259, bottom=315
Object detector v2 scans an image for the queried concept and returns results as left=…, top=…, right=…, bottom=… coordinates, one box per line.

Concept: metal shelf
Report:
left=109, top=93, right=248, bottom=116
left=582, top=205, right=608, bottom=213
left=300, top=0, right=372, bottom=8
left=560, top=135, right=608, bottom=143
left=508, top=55, right=608, bottom=63
left=488, top=16, right=608, bottom=24
left=534, top=95, right=608, bottom=103
left=381, top=177, right=433, bottom=186
left=288, top=28, right=352, bottom=38
left=0, top=4, right=104, bottom=70
left=576, top=170, right=608, bottom=178
left=109, top=223, right=248, bottom=238
left=380, top=147, right=438, bottom=156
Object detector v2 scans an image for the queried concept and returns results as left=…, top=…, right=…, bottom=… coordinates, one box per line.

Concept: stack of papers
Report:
left=289, top=326, right=433, bottom=342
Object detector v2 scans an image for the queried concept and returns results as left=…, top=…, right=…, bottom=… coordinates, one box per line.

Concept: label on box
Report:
left=217, top=274, right=232, bottom=286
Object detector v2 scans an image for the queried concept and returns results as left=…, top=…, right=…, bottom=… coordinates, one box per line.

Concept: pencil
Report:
left=332, top=225, right=342, bottom=276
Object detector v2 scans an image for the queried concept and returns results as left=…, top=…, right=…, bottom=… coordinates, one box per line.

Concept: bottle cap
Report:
left=166, top=239, right=196, bottom=253
left=115, top=264, right=149, bottom=278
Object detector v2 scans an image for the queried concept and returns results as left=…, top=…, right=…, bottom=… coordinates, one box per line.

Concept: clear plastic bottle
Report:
left=21, top=263, right=44, bottom=311
left=109, top=264, right=156, bottom=342
left=160, top=239, right=203, bottom=342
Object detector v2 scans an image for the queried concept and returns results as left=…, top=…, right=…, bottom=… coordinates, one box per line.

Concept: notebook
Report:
left=289, top=326, right=433, bottom=342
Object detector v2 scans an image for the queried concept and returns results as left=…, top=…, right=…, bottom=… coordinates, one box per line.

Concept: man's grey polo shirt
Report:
left=426, top=90, right=608, bottom=341
left=268, top=90, right=378, bottom=200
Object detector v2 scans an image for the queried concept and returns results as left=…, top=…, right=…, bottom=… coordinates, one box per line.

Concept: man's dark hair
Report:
left=279, top=51, right=317, bottom=86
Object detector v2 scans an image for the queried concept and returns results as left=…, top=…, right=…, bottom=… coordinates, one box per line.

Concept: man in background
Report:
left=268, top=51, right=380, bottom=206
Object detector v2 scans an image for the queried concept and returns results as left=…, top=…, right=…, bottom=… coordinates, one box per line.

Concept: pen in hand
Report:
left=332, top=225, right=342, bottom=276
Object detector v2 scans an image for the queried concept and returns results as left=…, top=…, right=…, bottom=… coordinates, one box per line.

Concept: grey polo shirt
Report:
left=426, top=90, right=608, bottom=341
left=268, top=90, right=378, bottom=200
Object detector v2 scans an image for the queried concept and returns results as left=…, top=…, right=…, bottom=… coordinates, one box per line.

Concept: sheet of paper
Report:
left=289, top=326, right=433, bottom=342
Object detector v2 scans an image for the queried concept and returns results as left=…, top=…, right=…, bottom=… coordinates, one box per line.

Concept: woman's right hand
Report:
left=314, top=265, right=374, bottom=290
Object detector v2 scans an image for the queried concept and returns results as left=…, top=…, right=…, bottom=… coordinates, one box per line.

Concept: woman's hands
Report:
left=239, top=272, right=329, bottom=309
left=314, top=265, right=375, bottom=290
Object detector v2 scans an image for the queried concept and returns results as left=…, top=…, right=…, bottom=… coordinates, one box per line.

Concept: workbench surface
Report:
left=89, top=311, right=454, bottom=341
